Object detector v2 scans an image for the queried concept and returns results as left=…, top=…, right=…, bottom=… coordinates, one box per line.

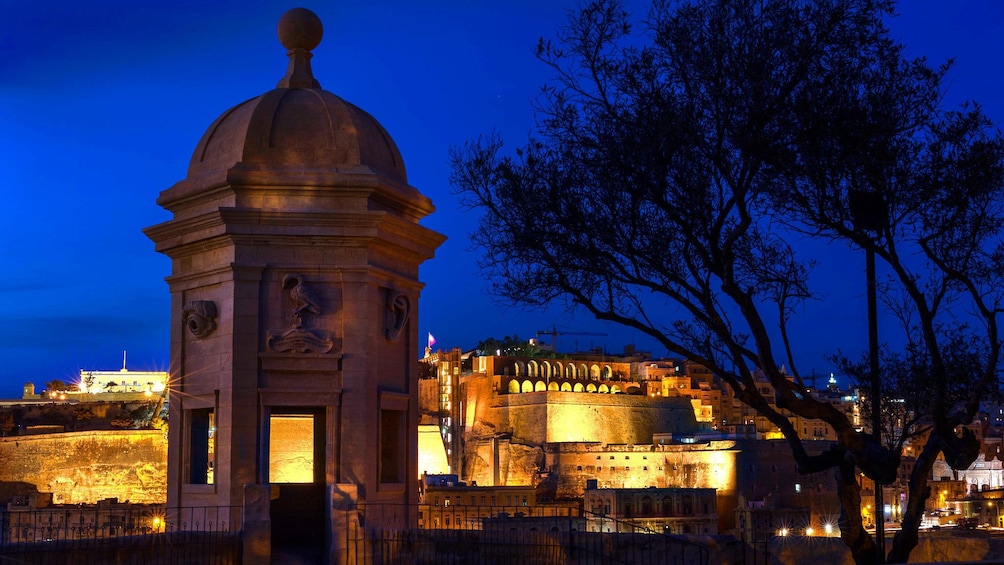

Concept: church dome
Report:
left=185, top=8, right=407, bottom=184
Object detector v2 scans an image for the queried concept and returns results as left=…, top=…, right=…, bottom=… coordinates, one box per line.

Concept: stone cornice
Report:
left=147, top=207, right=445, bottom=260
left=157, top=164, right=435, bottom=223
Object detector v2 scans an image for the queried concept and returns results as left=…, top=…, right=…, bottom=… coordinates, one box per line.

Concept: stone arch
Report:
left=534, top=380, right=546, bottom=392
left=598, top=384, right=609, bottom=393
left=602, top=365, right=612, bottom=380
left=625, top=385, right=642, bottom=395
left=610, top=385, right=621, bottom=394
left=573, top=383, right=585, bottom=392
left=547, top=381, right=559, bottom=391
left=564, top=364, right=575, bottom=379
left=521, top=380, right=534, bottom=393
left=508, top=380, right=520, bottom=394
left=527, top=361, right=538, bottom=377
left=515, top=361, right=525, bottom=377
left=661, top=496, right=672, bottom=515
left=542, top=361, right=553, bottom=379
left=641, top=496, right=653, bottom=516
left=586, top=383, right=597, bottom=393
left=590, top=365, right=601, bottom=380
left=560, top=382, right=572, bottom=392
left=579, top=364, right=589, bottom=379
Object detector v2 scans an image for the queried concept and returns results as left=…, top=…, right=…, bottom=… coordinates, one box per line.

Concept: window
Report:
left=682, top=495, right=693, bottom=515
left=795, top=483, right=802, bottom=493
left=187, top=408, right=214, bottom=484
left=269, top=413, right=315, bottom=483
left=379, top=409, right=405, bottom=482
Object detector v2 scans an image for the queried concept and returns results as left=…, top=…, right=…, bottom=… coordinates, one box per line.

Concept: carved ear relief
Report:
left=385, top=291, right=411, bottom=341
left=183, top=300, right=218, bottom=338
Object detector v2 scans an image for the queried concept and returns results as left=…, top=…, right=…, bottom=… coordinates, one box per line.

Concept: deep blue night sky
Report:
left=2, top=1, right=1003, bottom=397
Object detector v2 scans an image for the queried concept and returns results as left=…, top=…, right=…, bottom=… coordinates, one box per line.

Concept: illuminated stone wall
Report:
left=0, top=430, right=167, bottom=504
left=464, top=437, right=544, bottom=487
left=493, top=392, right=698, bottom=445
left=546, top=439, right=839, bottom=533
left=449, top=373, right=699, bottom=488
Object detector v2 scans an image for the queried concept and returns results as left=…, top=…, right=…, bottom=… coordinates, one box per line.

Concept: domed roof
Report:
left=186, top=8, right=406, bottom=184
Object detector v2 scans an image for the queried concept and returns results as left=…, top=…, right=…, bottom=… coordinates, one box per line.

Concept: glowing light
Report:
left=824, top=523, right=833, bottom=535
left=268, top=414, right=314, bottom=483
left=805, top=527, right=814, bottom=536
left=151, top=516, right=163, bottom=531
left=779, top=528, right=788, bottom=537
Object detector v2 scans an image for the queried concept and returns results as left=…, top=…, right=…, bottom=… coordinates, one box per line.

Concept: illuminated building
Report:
left=419, top=347, right=845, bottom=535
left=584, top=482, right=718, bottom=534
left=417, top=473, right=578, bottom=530
left=735, top=496, right=811, bottom=543
left=76, top=368, right=167, bottom=395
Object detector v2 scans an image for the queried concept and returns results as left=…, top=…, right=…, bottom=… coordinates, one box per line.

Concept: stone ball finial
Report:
left=278, top=8, right=323, bottom=51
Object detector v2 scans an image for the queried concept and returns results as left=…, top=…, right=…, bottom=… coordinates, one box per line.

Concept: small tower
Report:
left=144, top=8, right=445, bottom=560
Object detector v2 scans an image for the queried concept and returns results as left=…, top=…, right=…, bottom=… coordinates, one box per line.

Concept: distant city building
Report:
left=584, top=482, right=718, bottom=535
left=418, top=473, right=577, bottom=530
left=77, top=368, right=167, bottom=395
left=3, top=496, right=164, bottom=543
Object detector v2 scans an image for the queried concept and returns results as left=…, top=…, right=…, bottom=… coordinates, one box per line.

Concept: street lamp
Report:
left=850, top=188, right=890, bottom=564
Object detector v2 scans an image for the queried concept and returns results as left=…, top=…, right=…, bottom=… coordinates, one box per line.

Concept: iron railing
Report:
left=0, top=502, right=712, bottom=564
left=345, top=503, right=711, bottom=565
left=0, top=505, right=241, bottom=564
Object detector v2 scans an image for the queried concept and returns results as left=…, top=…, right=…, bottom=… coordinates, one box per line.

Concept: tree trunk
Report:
left=837, top=459, right=879, bottom=565
left=887, top=439, right=939, bottom=562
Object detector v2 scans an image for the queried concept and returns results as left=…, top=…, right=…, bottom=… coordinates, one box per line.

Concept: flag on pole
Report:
left=428, top=332, right=437, bottom=349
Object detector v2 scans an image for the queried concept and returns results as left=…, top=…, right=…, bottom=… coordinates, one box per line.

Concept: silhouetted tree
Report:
left=475, top=335, right=546, bottom=357
left=43, top=380, right=68, bottom=397
left=450, top=1, right=1004, bottom=563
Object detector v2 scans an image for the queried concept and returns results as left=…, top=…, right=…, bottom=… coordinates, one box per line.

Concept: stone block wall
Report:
left=0, top=430, right=167, bottom=504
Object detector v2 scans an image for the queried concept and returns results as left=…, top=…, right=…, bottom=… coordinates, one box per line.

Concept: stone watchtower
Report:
left=144, top=8, right=445, bottom=559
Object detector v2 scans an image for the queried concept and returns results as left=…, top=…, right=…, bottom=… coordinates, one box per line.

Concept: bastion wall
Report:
left=493, top=391, right=698, bottom=445
left=0, top=430, right=167, bottom=504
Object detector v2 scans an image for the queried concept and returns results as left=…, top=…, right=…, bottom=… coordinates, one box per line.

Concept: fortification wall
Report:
left=494, top=392, right=698, bottom=445
left=0, top=430, right=167, bottom=504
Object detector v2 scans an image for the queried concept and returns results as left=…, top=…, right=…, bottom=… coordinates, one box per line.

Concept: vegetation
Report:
left=0, top=401, right=163, bottom=434
left=450, top=1, right=1004, bottom=562
left=475, top=334, right=564, bottom=358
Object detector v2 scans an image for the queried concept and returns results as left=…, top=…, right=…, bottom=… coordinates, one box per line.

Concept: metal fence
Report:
left=0, top=503, right=711, bottom=564
left=0, top=505, right=241, bottom=564
left=344, top=504, right=711, bottom=565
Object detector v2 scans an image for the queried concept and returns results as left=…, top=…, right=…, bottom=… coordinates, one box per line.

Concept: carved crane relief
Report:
left=267, top=273, right=334, bottom=353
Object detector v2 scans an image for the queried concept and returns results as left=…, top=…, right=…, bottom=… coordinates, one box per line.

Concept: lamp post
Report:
left=850, top=189, right=889, bottom=564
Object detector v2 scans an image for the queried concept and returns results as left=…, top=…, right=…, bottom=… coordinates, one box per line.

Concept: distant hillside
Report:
left=0, top=400, right=165, bottom=436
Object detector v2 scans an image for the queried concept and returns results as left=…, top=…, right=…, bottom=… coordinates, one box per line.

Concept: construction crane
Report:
left=535, top=325, right=607, bottom=353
